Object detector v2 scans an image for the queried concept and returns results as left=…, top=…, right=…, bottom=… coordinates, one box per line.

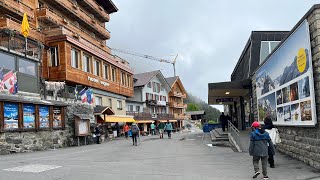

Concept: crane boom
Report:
left=110, top=47, right=178, bottom=76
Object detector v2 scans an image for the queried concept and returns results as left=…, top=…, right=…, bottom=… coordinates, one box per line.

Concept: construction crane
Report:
left=110, top=47, right=178, bottom=76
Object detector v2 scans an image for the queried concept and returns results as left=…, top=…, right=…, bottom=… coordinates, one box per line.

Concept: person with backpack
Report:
left=249, top=121, right=275, bottom=180
left=158, top=122, right=165, bottom=139
left=130, top=123, right=140, bottom=146
left=164, top=120, right=173, bottom=139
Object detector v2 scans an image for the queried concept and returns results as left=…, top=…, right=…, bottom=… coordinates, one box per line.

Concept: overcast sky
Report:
left=107, top=0, right=319, bottom=110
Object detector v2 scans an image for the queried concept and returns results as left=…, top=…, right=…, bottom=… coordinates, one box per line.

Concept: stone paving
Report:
left=0, top=128, right=319, bottom=180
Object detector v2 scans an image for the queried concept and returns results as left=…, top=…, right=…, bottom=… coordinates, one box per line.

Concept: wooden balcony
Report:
left=43, top=26, right=111, bottom=56
left=0, top=16, right=44, bottom=42
left=171, top=91, right=187, bottom=98
left=78, top=0, right=110, bottom=22
left=169, top=102, right=185, bottom=109
left=46, top=0, right=110, bottom=39
left=0, top=0, right=34, bottom=19
left=174, top=114, right=185, bottom=120
left=126, top=112, right=174, bottom=120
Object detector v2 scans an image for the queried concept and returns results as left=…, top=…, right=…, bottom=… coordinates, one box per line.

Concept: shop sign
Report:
left=23, top=104, right=35, bottom=129
left=39, top=105, right=49, bottom=128
left=4, top=103, right=19, bottom=130
left=216, top=98, right=233, bottom=103
left=255, top=20, right=316, bottom=126
left=88, top=76, right=110, bottom=87
left=53, top=107, right=62, bottom=128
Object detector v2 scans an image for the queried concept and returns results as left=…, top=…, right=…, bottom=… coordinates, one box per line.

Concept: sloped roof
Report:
left=133, top=70, right=160, bottom=87
left=165, top=76, right=179, bottom=87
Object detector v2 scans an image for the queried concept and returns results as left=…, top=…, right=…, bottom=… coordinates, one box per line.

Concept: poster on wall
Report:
left=4, top=103, right=19, bottom=130
left=255, top=20, right=316, bottom=126
left=23, top=104, right=35, bottom=128
left=53, top=107, right=61, bottom=128
left=39, top=105, right=49, bottom=128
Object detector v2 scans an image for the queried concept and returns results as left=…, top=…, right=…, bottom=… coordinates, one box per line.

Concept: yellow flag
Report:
left=21, top=13, right=30, bottom=38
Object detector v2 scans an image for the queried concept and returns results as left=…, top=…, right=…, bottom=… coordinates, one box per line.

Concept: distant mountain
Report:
left=185, top=93, right=221, bottom=121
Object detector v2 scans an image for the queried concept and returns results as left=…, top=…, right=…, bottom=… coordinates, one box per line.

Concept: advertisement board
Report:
left=39, top=105, right=49, bottom=128
left=255, top=20, right=316, bottom=126
left=23, top=104, right=35, bottom=128
left=53, top=107, right=62, bottom=128
left=4, top=103, right=19, bottom=130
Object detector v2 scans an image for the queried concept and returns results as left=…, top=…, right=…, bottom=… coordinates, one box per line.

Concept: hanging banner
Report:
left=39, top=105, right=49, bottom=128
left=255, top=20, right=316, bottom=126
left=4, top=103, right=19, bottom=130
left=23, top=104, right=35, bottom=128
left=53, top=107, right=62, bottom=128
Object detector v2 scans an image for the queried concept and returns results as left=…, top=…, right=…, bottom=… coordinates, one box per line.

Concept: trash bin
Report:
left=203, top=124, right=210, bottom=132
left=113, top=130, right=117, bottom=137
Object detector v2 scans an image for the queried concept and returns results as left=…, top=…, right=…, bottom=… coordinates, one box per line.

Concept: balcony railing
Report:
left=146, top=100, right=168, bottom=106
left=0, top=0, right=34, bottom=19
left=169, top=102, right=185, bottom=108
left=47, top=0, right=110, bottom=39
left=174, top=114, right=185, bottom=120
left=78, top=0, right=110, bottom=22
left=172, top=91, right=187, bottom=98
left=0, top=16, right=44, bottom=42
left=126, top=112, right=174, bottom=120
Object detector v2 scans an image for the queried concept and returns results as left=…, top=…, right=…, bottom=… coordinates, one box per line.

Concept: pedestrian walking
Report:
left=165, top=120, right=173, bottom=139
left=150, top=122, right=155, bottom=135
left=115, top=122, right=120, bottom=137
left=123, top=123, right=130, bottom=139
left=130, top=123, right=140, bottom=146
left=158, top=122, right=165, bottom=139
left=219, top=112, right=227, bottom=131
left=249, top=121, right=275, bottom=180
left=263, top=117, right=280, bottom=168
left=95, top=125, right=101, bottom=144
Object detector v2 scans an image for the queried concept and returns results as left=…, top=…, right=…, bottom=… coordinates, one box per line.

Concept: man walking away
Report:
left=165, top=120, right=173, bottom=139
left=131, top=123, right=140, bottom=146
left=158, top=122, right=165, bottom=139
left=123, top=123, right=130, bottom=139
left=263, top=117, right=277, bottom=168
left=219, top=112, right=227, bottom=132
left=150, top=122, right=155, bottom=135
left=95, top=125, right=101, bottom=144
left=249, top=121, right=275, bottom=180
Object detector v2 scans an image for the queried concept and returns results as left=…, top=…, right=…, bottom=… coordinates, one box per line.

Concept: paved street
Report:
left=0, top=128, right=319, bottom=180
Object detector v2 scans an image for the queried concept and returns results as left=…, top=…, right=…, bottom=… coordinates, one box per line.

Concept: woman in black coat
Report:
left=263, top=117, right=275, bottom=168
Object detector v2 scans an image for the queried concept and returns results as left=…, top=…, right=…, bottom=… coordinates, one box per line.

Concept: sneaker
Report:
left=263, top=176, right=269, bottom=180
left=270, top=165, right=275, bottom=168
left=252, top=172, right=260, bottom=178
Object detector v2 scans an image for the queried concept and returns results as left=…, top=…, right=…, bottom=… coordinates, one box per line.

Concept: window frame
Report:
left=259, top=41, right=281, bottom=64
left=111, top=67, right=116, bottom=81
left=18, top=58, right=37, bottom=76
left=108, top=98, right=112, bottom=108
left=82, top=54, right=91, bottom=73
left=95, top=96, right=103, bottom=106
left=117, top=100, right=122, bottom=110
left=93, top=59, right=101, bottom=76
left=71, top=48, right=79, bottom=69
left=104, top=64, right=109, bottom=80
left=50, top=46, right=59, bottom=67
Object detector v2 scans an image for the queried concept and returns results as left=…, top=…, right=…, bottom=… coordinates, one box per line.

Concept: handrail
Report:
left=228, top=120, right=242, bottom=152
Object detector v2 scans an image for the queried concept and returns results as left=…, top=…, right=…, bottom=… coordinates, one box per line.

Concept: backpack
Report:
left=131, top=125, right=138, bottom=135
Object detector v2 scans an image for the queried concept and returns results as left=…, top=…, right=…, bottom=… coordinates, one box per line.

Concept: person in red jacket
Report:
left=123, top=123, right=130, bottom=139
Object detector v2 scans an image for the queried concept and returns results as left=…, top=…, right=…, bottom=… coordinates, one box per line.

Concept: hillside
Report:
left=185, top=93, right=221, bottom=122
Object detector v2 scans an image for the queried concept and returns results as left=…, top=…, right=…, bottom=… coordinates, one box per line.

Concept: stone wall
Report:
left=252, top=7, right=320, bottom=170
left=0, top=102, right=94, bottom=155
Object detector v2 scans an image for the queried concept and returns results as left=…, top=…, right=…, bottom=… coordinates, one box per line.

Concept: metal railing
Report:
left=228, top=120, right=242, bottom=152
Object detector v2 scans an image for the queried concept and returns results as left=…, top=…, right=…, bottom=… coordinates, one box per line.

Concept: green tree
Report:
left=186, top=103, right=200, bottom=112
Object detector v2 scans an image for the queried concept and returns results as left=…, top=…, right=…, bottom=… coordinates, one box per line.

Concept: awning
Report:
left=101, top=115, right=135, bottom=123
left=208, top=79, right=251, bottom=105
left=135, top=120, right=155, bottom=124
left=159, top=120, right=177, bottom=123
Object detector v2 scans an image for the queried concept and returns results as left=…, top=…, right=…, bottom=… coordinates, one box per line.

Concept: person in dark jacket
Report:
left=95, top=125, right=101, bottom=144
left=219, top=112, right=227, bottom=131
left=263, top=117, right=275, bottom=168
left=249, top=121, right=275, bottom=180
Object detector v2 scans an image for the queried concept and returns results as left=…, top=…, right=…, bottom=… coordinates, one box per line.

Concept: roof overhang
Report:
left=96, top=0, right=118, bottom=14
left=208, top=79, right=251, bottom=105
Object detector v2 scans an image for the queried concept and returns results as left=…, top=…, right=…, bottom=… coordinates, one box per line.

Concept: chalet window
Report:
left=93, top=59, right=100, bottom=76
left=260, top=41, right=280, bottom=64
left=108, top=98, right=112, bottom=108
left=117, top=100, right=122, bottom=110
left=82, top=54, right=90, bottom=73
left=127, top=74, right=131, bottom=87
left=128, top=105, right=133, bottom=112
left=157, top=83, right=160, bottom=93
left=39, top=105, right=50, bottom=128
left=71, top=48, right=79, bottom=68
left=104, top=64, right=109, bottom=79
left=50, top=47, right=59, bottom=67
left=147, top=82, right=151, bottom=88
left=153, top=82, right=156, bottom=92
left=0, top=52, right=15, bottom=71
left=38, top=1, right=44, bottom=9
left=146, top=93, right=149, bottom=100
left=19, top=58, right=36, bottom=76
left=23, top=104, right=35, bottom=129
left=111, top=67, right=116, bottom=81
left=4, top=102, right=19, bottom=130
left=95, top=96, right=103, bottom=106
left=121, top=72, right=126, bottom=85
left=136, top=106, right=140, bottom=112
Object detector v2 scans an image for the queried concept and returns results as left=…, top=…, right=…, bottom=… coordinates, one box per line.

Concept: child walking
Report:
left=249, top=121, right=275, bottom=180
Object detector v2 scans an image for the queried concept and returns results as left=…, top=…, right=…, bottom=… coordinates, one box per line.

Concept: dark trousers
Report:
left=268, top=155, right=274, bottom=167
left=221, top=123, right=227, bottom=131
left=167, top=130, right=172, bottom=138
left=132, top=134, right=137, bottom=145
left=96, top=136, right=100, bottom=144
left=253, top=156, right=268, bottom=176
left=125, top=132, right=128, bottom=139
